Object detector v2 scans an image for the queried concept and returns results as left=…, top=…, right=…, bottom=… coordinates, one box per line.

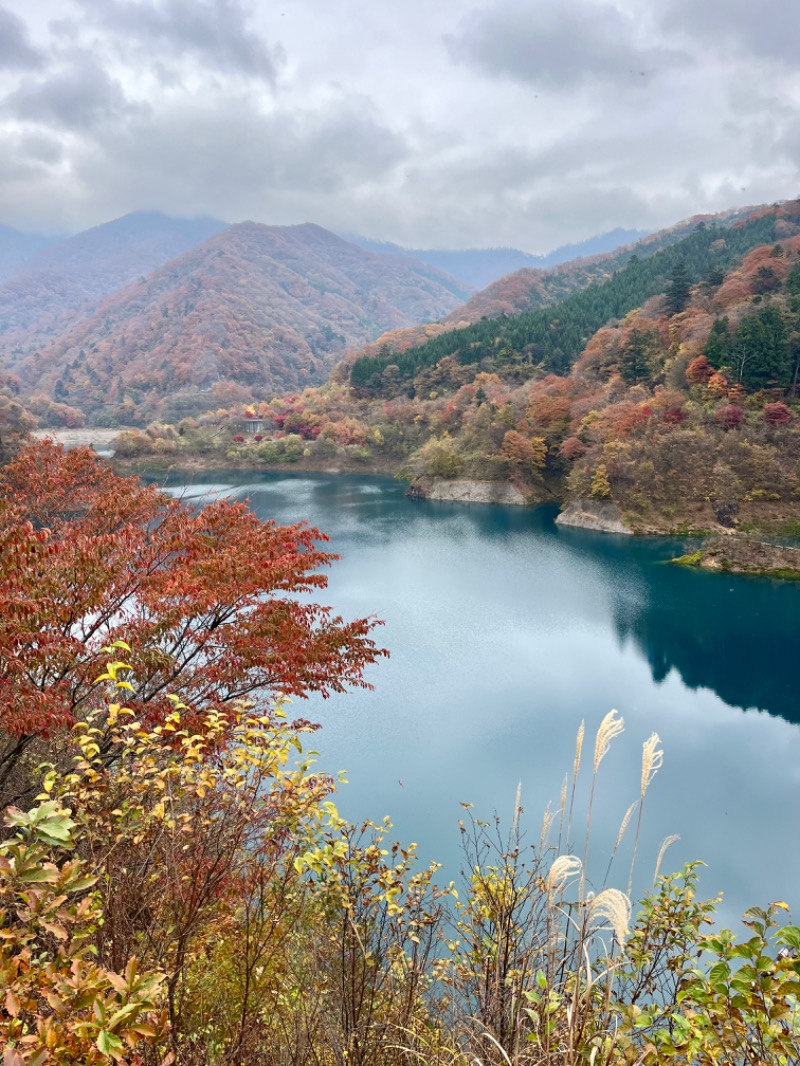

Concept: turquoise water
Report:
left=156, top=470, right=800, bottom=925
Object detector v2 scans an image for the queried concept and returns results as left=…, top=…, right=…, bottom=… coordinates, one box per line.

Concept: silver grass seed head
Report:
left=593, top=710, right=625, bottom=773
left=640, top=732, right=663, bottom=799
left=615, top=801, right=638, bottom=851
left=573, top=720, right=585, bottom=782
left=654, top=834, right=681, bottom=884
left=547, top=854, right=582, bottom=896
left=589, top=887, right=631, bottom=946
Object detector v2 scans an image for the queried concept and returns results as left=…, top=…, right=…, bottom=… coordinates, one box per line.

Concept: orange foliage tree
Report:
left=0, top=441, right=386, bottom=799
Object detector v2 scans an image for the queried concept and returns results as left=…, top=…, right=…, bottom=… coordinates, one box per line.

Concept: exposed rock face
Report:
left=555, top=498, right=633, bottom=534
left=407, top=477, right=527, bottom=505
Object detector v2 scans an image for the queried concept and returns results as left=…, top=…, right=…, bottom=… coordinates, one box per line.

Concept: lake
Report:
left=156, top=469, right=800, bottom=926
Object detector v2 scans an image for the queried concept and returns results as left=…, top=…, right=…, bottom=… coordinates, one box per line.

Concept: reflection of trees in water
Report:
left=611, top=555, right=800, bottom=726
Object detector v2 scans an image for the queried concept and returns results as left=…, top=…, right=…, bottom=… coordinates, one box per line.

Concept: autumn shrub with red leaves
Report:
left=716, top=404, right=746, bottom=431
left=763, top=401, right=793, bottom=426
left=0, top=440, right=386, bottom=803
left=662, top=407, right=685, bottom=425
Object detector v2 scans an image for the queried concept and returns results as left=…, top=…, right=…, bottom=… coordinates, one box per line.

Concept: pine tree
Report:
left=620, top=329, right=651, bottom=383
left=666, top=261, right=691, bottom=316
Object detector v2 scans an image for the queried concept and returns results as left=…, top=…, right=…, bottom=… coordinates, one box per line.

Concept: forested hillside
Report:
left=343, top=205, right=767, bottom=381
left=133, top=199, right=800, bottom=536
left=350, top=207, right=787, bottom=388
left=0, top=212, right=227, bottom=360
left=14, top=222, right=470, bottom=426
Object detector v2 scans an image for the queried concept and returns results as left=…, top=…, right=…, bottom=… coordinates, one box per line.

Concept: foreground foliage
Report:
left=1, top=680, right=797, bottom=1065
left=0, top=440, right=386, bottom=803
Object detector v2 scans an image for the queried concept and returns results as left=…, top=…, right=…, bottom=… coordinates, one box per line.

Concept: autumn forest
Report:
left=1, top=198, right=800, bottom=1065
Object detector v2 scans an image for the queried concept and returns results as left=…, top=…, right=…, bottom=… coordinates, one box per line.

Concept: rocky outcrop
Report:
left=407, top=477, right=527, bottom=505
left=555, top=498, right=633, bottom=534
left=673, top=537, right=800, bottom=578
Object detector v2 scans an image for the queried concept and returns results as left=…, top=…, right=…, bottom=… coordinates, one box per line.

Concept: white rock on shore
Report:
left=555, top=498, right=633, bottom=534
left=407, top=477, right=527, bottom=505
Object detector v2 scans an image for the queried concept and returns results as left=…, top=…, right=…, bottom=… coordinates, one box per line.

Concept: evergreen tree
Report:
left=620, top=329, right=651, bottom=383
left=705, top=317, right=731, bottom=369
left=733, top=307, right=790, bottom=390
left=666, top=261, right=691, bottom=316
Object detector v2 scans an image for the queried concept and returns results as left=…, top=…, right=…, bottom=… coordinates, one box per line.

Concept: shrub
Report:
left=763, top=401, right=793, bottom=426
left=716, top=404, right=746, bottom=430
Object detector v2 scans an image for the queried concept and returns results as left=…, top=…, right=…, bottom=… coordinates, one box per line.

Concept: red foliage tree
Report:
left=763, top=401, right=793, bottom=426
left=0, top=441, right=386, bottom=796
left=559, top=436, right=587, bottom=460
left=686, top=355, right=713, bottom=385
left=716, top=404, right=746, bottom=431
left=662, top=407, right=686, bottom=425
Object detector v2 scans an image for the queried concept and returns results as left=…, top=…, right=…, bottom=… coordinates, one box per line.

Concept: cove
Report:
left=154, top=469, right=800, bottom=926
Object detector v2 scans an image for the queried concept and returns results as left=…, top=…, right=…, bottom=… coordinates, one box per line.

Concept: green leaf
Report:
left=17, top=866, right=60, bottom=884
left=97, top=1029, right=124, bottom=1057
left=108, top=1002, right=142, bottom=1030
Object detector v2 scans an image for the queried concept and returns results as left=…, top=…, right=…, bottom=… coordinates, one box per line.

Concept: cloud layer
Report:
left=0, top=0, right=798, bottom=250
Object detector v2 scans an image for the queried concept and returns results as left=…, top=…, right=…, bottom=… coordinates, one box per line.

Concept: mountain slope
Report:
left=349, top=206, right=789, bottom=389
left=0, top=212, right=228, bottom=359
left=164, top=199, right=800, bottom=536
left=21, top=222, right=471, bottom=424
left=0, top=223, right=59, bottom=283
left=338, top=208, right=766, bottom=372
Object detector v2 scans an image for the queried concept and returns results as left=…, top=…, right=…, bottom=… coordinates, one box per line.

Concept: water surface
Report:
left=155, top=470, right=800, bottom=924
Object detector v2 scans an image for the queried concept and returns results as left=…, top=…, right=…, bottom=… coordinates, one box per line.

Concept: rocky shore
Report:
left=672, top=536, right=800, bottom=579
left=406, top=476, right=528, bottom=505
left=554, top=498, right=633, bottom=534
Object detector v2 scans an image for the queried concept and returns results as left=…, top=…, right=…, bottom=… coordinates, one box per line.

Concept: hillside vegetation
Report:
left=10, top=222, right=470, bottom=426
left=0, top=212, right=227, bottom=359
left=130, top=200, right=800, bottom=537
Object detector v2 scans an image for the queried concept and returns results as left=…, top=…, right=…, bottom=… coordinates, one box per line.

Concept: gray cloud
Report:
left=662, top=0, right=800, bottom=65
left=75, top=0, right=284, bottom=85
left=4, top=54, right=135, bottom=131
left=0, top=7, right=44, bottom=70
left=43, top=94, right=409, bottom=230
left=446, top=0, right=688, bottom=89
left=0, top=0, right=796, bottom=249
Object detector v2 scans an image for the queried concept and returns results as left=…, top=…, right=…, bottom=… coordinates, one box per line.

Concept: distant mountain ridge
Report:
left=342, top=227, right=650, bottom=289
left=0, top=212, right=228, bottom=359
left=16, top=221, right=472, bottom=424
left=0, top=223, right=59, bottom=283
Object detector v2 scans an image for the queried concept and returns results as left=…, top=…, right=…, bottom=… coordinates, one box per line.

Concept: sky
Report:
left=0, top=0, right=798, bottom=252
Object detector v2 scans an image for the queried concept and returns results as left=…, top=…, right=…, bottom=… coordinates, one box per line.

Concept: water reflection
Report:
left=150, top=470, right=800, bottom=920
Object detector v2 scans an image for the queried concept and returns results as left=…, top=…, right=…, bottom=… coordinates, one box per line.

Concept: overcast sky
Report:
left=0, top=0, right=798, bottom=252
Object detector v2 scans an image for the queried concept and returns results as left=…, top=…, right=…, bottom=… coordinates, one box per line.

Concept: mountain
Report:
left=0, top=223, right=59, bottom=283
left=339, top=209, right=756, bottom=370
left=348, top=205, right=782, bottom=388
left=0, top=212, right=228, bottom=360
left=19, top=222, right=472, bottom=425
left=344, top=228, right=650, bottom=289
left=161, top=199, right=800, bottom=538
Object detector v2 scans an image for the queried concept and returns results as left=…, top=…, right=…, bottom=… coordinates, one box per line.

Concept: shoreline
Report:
left=31, top=430, right=800, bottom=543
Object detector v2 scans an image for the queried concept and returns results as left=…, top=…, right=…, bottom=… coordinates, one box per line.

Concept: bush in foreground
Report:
left=1, top=682, right=798, bottom=1065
